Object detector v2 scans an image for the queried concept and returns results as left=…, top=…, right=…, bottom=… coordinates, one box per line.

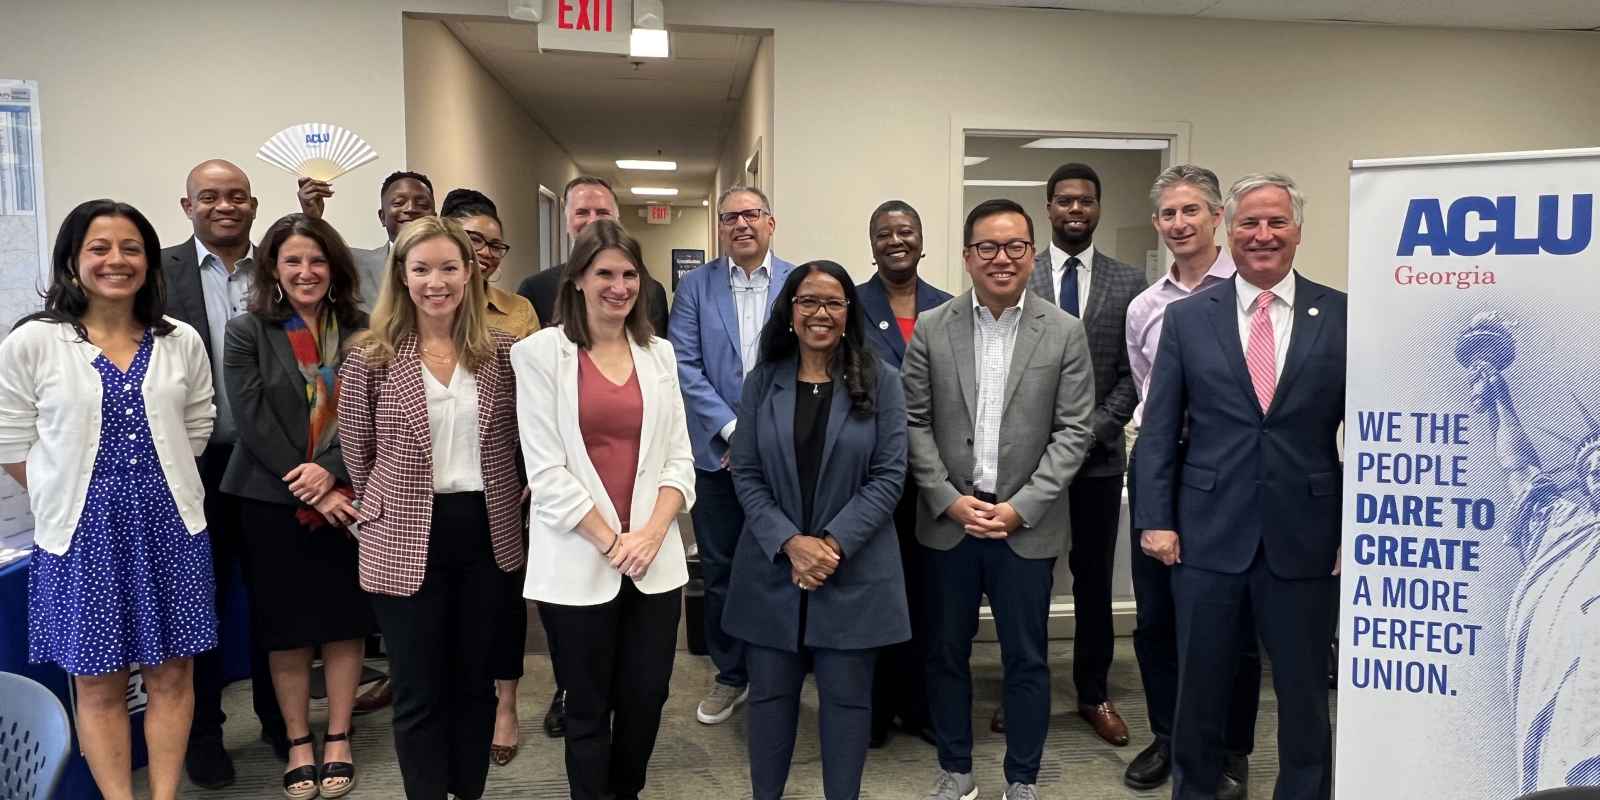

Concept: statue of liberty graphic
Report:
left=1463, top=311, right=1600, bottom=793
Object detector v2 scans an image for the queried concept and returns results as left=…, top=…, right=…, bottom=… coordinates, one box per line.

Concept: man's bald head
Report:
left=181, top=159, right=258, bottom=250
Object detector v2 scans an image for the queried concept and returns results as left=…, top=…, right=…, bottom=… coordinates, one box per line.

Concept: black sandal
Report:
left=319, top=731, right=356, bottom=799
left=283, top=735, right=318, bottom=799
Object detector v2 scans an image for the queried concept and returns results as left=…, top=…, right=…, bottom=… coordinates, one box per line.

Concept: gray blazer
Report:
left=220, top=311, right=366, bottom=505
left=723, top=356, right=911, bottom=652
left=902, top=290, right=1096, bottom=559
left=353, top=245, right=387, bottom=312
left=1027, top=249, right=1144, bottom=477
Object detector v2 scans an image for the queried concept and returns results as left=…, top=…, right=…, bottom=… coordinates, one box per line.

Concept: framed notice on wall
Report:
left=671, top=248, right=705, bottom=291
left=0, top=78, right=45, bottom=562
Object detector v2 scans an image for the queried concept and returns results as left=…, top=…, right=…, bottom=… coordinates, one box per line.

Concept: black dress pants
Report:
left=368, top=493, right=507, bottom=800
left=1064, top=473, right=1124, bottom=706
left=871, top=484, right=931, bottom=738
left=539, top=580, right=681, bottom=800
left=190, top=442, right=283, bottom=746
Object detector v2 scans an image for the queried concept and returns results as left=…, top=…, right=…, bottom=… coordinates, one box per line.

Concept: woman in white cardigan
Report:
left=0, top=200, right=215, bottom=800
left=511, top=219, right=694, bottom=800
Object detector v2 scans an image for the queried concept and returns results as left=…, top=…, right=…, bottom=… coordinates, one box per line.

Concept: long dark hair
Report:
left=557, top=219, right=655, bottom=348
left=249, top=214, right=365, bottom=329
left=757, top=260, right=878, bottom=417
left=17, top=199, right=174, bottom=337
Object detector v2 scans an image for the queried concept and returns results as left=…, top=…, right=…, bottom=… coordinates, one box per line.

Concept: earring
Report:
left=327, top=288, right=338, bottom=303
left=70, top=275, right=80, bottom=287
left=273, top=284, right=285, bottom=303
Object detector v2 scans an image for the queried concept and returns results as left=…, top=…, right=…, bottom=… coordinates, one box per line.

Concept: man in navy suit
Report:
left=669, top=185, right=795, bottom=725
left=1134, top=173, right=1345, bottom=800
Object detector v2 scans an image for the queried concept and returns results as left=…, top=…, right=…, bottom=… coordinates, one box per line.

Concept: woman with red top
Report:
left=511, top=218, right=695, bottom=800
left=854, top=200, right=952, bottom=748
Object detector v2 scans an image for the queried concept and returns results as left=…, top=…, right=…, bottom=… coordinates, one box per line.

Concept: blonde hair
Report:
left=355, top=216, right=495, bottom=371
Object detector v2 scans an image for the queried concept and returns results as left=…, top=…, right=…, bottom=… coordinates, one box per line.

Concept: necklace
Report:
left=420, top=346, right=456, bottom=362
left=812, top=383, right=820, bottom=396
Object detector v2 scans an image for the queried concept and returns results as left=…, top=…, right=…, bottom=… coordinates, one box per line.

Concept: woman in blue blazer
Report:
left=854, top=200, right=952, bottom=748
left=725, top=259, right=910, bottom=800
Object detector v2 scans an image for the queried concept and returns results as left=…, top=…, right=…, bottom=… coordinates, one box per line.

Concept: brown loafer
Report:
left=989, top=704, right=1006, bottom=733
left=1078, top=701, right=1130, bottom=746
left=353, top=676, right=393, bottom=715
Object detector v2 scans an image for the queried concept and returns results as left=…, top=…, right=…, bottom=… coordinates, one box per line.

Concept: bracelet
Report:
left=602, top=532, right=619, bottom=556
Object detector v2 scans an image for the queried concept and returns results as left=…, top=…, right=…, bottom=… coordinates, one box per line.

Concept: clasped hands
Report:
left=785, top=534, right=843, bottom=591
left=946, top=495, right=1022, bottom=538
left=283, top=463, right=357, bottom=528
left=604, top=523, right=668, bottom=580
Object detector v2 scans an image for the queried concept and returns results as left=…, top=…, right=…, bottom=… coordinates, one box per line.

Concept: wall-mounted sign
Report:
left=671, top=248, right=705, bottom=291
left=539, top=0, right=634, bottom=55
left=647, top=205, right=672, bottom=225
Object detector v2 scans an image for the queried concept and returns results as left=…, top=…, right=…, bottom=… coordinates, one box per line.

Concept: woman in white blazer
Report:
left=0, top=200, right=216, bottom=800
left=511, top=219, right=695, bottom=800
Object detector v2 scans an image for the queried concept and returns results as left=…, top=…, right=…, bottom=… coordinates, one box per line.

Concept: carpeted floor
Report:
left=168, top=640, right=1296, bottom=799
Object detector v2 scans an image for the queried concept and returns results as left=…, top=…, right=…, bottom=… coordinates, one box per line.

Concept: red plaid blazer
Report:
left=337, top=331, right=526, bottom=596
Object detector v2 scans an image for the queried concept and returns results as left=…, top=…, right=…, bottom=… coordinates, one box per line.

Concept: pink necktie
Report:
left=1245, top=291, right=1277, bottom=413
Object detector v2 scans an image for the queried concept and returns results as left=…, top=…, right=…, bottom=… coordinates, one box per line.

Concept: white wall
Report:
left=713, top=33, right=774, bottom=259
left=403, top=17, right=579, bottom=291
left=621, top=205, right=709, bottom=304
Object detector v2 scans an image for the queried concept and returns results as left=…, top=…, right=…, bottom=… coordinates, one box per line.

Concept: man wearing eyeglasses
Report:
left=668, top=185, right=795, bottom=726
left=902, top=199, right=1095, bottom=800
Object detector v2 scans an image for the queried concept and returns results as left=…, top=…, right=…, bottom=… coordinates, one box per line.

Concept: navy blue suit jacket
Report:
left=855, top=274, right=952, bottom=369
left=1133, top=272, right=1346, bottom=579
left=723, top=356, right=911, bottom=652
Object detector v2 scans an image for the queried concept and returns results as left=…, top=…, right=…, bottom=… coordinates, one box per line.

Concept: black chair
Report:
left=1518, top=788, right=1600, bottom=799
left=0, top=671, right=72, bottom=800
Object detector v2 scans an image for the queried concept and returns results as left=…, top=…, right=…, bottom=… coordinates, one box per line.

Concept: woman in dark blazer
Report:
left=223, top=213, right=373, bottom=799
left=855, top=200, right=952, bottom=747
left=725, top=259, right=910, bottom=800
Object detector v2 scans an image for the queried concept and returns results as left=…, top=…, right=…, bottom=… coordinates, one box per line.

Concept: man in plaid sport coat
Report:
left=994, top=162, right=1145, bottom=747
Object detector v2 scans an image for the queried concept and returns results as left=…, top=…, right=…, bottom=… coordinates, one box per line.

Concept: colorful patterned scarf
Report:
left=283, top=313, right=349, bottom=527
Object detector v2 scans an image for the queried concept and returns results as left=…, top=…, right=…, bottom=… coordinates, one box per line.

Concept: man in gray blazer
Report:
left=1005, top=162, right=1145, bottom=746
left=299, top=170, right=435, bottom=310
left=903, top=199, right=1096, bottom=800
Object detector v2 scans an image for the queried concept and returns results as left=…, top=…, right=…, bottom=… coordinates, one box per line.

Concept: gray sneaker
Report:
left=1002, top=783, right=1039, bottom=800
left=924, top=769, right=978, bottom=800
left=695, top=682, right=749, bottom=724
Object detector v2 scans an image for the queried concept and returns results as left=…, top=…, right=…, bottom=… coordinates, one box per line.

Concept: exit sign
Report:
left=539, top=0, right=634, bottom=55
left=646, top=205, right=672, bottom=225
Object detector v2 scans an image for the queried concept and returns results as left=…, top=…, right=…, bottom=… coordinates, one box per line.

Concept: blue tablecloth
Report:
left=2, top=550, right=254, bottom=800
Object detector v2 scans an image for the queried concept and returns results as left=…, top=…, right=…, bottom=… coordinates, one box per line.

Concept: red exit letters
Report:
left=557, top=0, right=615, bottom=32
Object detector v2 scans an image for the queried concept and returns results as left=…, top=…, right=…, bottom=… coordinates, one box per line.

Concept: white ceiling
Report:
left=832, top=0, right=1600, bottom=31
left=445, top=20, right=762, bottom=204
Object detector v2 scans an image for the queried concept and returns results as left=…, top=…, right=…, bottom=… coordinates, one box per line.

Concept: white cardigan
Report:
left=511, top=327, right=696, bottom=606
left=0, top=317, right=215, bottom=554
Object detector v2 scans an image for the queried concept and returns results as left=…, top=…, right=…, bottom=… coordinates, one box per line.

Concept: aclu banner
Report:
left=1338, top=148, right=1600, bottom=798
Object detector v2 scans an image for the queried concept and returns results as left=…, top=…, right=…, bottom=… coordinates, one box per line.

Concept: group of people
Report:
left=0, top=154, right=1345, bottom=800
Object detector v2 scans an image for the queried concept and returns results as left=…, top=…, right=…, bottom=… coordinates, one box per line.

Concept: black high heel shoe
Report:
left=319, top=730, right=356, bottom=799
left=282, top=735, right=318, bottom=800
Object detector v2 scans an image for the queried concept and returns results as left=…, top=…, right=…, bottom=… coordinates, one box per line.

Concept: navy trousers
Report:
left=690, top=468, right=748, bottom=687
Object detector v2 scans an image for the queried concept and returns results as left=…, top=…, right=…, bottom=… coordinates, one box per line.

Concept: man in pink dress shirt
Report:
left=1120, top=165, right=1259, bottom=798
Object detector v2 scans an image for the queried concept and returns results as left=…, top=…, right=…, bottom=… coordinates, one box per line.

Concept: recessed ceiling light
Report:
left=617, top=159, right=677, bottom=171
left=963, top=180, right=1046, bottom=188
left=1020, top=137, right=1169, bottom=150
left=631, top=187, right=679, bottom=196
left=629, top=28, right=669, bottom=58
left=963, top=156, right=990, bottom=166
left=701, top=200, right=709, bottom=207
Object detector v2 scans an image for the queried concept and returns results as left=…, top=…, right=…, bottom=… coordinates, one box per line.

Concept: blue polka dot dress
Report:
left=26, top=330, right=219, bottom=676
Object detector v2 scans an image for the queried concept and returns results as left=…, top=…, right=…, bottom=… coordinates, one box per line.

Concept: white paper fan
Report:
left=256, top=122, right=379, bottom=182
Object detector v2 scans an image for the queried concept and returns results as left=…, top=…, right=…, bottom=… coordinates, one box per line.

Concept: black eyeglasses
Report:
left=794, top=296, right=850, bottom=315
left=466, top=230, right=511, bottom=257
left=967, top=240, right=1032, bottom=261
left=718, top=208, right=768, bottom=226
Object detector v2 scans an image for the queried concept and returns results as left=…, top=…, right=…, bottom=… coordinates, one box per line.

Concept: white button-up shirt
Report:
left=195, top=239, right=253, bottom=442
left=729, top=251, right=772, bottom=374
left=422, top=362, right=485, bottom=493
left=1047, top=242, right=1094, bottom=316
left=971, top=294, right=1024, bottom=494
left=1235, top=269, right=1296, bottom=380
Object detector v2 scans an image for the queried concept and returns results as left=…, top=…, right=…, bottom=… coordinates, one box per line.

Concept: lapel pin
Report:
left=1308, top=307, right=1320, bottom=317
left=879, top=320, right=890, bottom=330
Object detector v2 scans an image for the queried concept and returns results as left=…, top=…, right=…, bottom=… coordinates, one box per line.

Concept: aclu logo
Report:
left=1396, top=194, right=1593, bottom=256
left=305, top=132, right=331, bottom=145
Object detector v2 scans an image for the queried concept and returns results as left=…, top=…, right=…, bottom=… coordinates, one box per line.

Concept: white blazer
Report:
left=511, top=327, right=696, bottom=605
left=0, top=317, right=215, bottom=554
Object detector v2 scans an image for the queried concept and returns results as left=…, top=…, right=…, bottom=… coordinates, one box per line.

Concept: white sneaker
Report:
left=924, top=769, right=978, bottom=800
left=695, top=682, right=749, bottom=724
left=1002, top=782, right=1039, bottom=800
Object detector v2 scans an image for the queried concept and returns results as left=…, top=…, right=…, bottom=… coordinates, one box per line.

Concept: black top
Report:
left=794, top=379, right=834, bottom=533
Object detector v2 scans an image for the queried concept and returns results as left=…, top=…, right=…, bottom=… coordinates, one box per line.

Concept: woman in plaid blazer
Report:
left=336, top=216, right=524, bottom=800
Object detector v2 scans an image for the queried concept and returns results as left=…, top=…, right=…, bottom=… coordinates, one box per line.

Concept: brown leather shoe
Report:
left=352, top=676, right=393, bottom=715
left=1078, top=701, right=1130, bottom=746
left=989, top=704, right=1006, bottom=733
